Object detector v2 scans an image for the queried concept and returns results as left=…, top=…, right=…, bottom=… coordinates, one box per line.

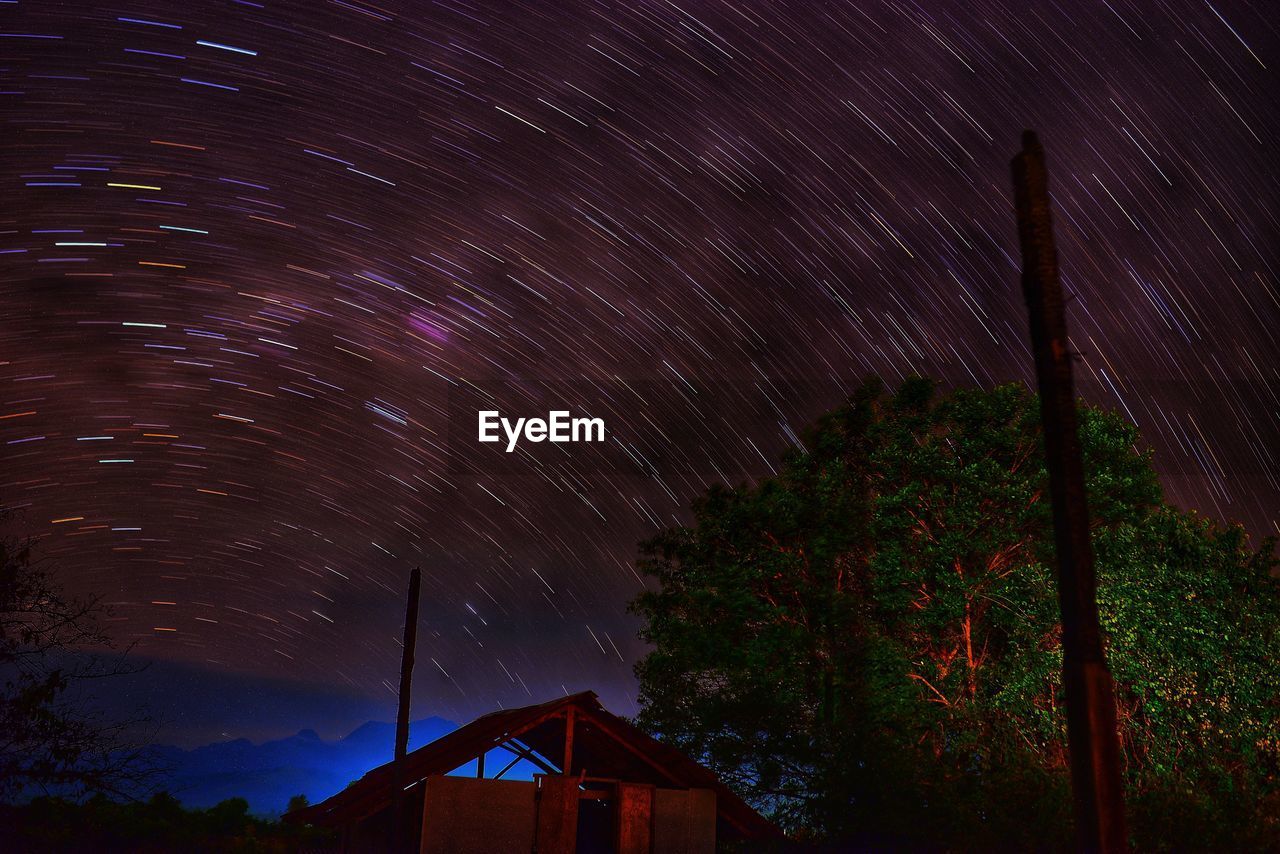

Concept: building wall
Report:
left=421, top=776, right=537, bottom=854
left=617, top=783, right=655, bottom=854
left=653, top=787, right=717, bottom=854
left=417, top=774, right=717, bottom=854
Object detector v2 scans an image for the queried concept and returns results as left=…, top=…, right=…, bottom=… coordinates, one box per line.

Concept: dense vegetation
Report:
left=631, top=378, right=1279, bottom=849
left=0, top=793, right=334, bottom=853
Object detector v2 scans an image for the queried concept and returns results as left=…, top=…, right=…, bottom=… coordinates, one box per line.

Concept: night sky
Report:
left=2, top=1, right=1276, bottom=746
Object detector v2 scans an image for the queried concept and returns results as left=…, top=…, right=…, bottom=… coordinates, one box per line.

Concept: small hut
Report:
left=284, top=691, right=780, bottom=852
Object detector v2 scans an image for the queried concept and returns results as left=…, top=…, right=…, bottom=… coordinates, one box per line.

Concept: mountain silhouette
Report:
left=143, top=716, right=457, bottom=816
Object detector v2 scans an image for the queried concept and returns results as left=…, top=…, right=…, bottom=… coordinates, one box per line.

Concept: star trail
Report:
left=1, top=0, right=1276, bottom=739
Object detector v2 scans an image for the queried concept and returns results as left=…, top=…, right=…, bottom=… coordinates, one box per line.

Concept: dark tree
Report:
left=1, top=506, right=154, bottom=801
left=1, top=792, right=337, bottom=852
left=630, top=378, right=1280, bottom=848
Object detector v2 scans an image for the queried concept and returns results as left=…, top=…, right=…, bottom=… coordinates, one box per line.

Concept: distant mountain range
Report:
left=143, top=717, right=457, bottom=817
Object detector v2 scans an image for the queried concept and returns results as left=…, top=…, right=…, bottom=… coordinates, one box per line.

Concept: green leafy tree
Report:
left=630, top=378, right=1279, bottom=848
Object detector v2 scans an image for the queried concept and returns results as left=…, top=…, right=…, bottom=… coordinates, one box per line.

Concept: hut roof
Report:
left=284, top=690, right=780, bottom=840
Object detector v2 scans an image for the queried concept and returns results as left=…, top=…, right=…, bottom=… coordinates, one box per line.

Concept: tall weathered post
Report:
left=391, top=566, right=422, bottom=852
left=395, top=566, right=422, bottom=761
left=1012, top=131, right=1127, bottom=853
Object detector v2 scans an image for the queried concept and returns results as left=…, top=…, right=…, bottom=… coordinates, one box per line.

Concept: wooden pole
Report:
left=391, top=566, right=422, bottom=852
left=1012, top=130, right=1127, bottom=853
left=562, top=707, right=576, bottom=775
left=396, top=566, right=422, bottom=762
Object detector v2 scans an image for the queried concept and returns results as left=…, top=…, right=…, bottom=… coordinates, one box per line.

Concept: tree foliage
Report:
left=1, top=507, right=154, bottom=801
left=0, top=792, right=335, bottom=852
left=630, top=378, right=1279, bottom=848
